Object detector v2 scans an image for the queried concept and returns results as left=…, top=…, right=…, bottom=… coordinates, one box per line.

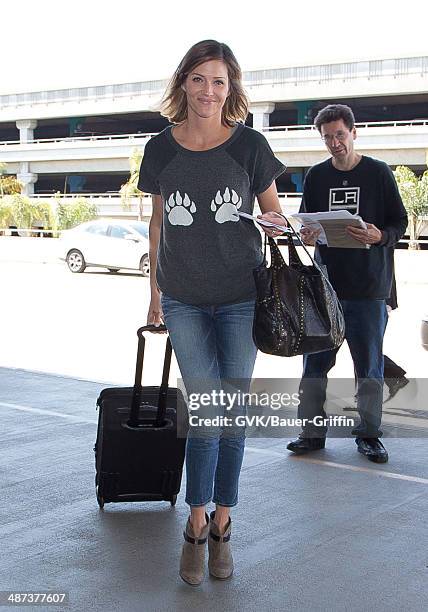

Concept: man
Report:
left=287, top=104, right=408, bottom=463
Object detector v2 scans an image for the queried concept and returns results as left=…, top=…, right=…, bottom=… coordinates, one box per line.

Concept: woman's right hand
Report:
left=147, top=292, right=166, bottom=331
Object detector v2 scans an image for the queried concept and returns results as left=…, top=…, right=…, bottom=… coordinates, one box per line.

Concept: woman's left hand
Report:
left=257, top=211, right=288, bottom=238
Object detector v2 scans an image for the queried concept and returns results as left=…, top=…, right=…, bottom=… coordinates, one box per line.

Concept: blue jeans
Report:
left=161, top=294, right=257, bottom=507
left=298, top=299, right=388, bottom=438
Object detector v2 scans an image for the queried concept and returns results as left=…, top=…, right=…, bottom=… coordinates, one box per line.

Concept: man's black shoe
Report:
left=384, top=376, right=409, bottom=403
left=286, top=437, right=326, bottom=454
left=356, top=438, right=388, bottom=463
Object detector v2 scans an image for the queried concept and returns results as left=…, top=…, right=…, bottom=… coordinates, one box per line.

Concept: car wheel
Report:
left=66, top=249, right=86, bottom=273
left=140, top=255, right=150, bottom=277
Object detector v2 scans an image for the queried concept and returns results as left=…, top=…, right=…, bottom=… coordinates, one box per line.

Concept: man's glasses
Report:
left=321, top=131, right=350, bottom=144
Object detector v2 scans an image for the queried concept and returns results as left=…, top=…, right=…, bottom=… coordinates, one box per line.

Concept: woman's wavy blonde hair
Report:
left=160, top=40, right=249, bottom=127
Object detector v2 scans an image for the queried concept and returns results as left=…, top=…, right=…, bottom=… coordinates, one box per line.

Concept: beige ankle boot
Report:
left=208, top=511, right=234, bottom=579
left=179, top=514, right=209, bottom=586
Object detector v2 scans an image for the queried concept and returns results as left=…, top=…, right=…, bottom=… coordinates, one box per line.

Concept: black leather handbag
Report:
left=252, top=231, right=345, bottom=357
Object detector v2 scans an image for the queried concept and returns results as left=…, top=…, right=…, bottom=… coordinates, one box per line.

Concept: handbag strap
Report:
left=286, top=222, right=318, bottom=265
left=262, top=218, right=329, bottom=283
left=265, top=235, right=287, bottom=268
left=288, top=224, right=332, bottom=282
left=267, top=222, right=331, bottom=283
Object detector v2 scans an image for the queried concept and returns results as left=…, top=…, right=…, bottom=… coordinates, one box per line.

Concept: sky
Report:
left=1, top=0, right=427, bottom=95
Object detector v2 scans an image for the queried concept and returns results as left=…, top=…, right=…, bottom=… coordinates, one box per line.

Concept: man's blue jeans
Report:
left=298, top=299, right=388, bottom=439
left=161, top=294, right=257, bottom=508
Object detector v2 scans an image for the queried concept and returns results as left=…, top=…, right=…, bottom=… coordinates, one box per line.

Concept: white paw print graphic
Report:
left=165, top=191, right=196, bottom=226
left=210, top=187, right=242, bottom=223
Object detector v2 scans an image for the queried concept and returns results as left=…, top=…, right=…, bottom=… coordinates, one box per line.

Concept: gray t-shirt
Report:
left=138, top=122, right=286, bottom=305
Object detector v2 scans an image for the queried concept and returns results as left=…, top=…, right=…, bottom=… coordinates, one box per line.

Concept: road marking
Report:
left=297, top=457, right=428, bottom=484
left=2, top=402, right=428, bottom=485
left=0, top=401, right=97, bottom=425
left=246, top=446, right=284, bottom=458
left=245, top=446, right=428, bottom=485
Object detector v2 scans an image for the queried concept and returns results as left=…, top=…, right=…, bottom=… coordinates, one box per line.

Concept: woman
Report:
left=138, top=39, right=287, bottom=586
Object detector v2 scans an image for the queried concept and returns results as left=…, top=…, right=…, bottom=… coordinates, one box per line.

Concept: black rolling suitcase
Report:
left=94, top=325, right=188, bottom=508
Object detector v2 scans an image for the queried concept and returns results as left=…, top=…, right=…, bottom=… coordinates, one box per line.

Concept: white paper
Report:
left=238, top=211, right=292, bottom=233
left=290, top=210, right=369, bottom=249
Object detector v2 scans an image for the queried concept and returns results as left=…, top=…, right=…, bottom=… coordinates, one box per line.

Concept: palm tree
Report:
left=120, top=148, right=145, bottom=220
left=0, top=162, right=6, bottom=197
left=0, top=162, right=22, bottom=197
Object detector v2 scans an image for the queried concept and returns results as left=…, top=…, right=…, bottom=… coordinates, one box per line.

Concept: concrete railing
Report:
left=0, top=133, right=156, bottom=147
left=264, top=119, right=428, bottom=133
left=20, top=192, right=303, bottom=221
left=2, top=120, right=428, bottom=147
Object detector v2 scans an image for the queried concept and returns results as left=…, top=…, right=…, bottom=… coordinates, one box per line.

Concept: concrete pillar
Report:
left=250, top=103, right=275, bottom=131
left=16, top=119, right=38, bottom=143
left=17, top=162, right=37, bottom=196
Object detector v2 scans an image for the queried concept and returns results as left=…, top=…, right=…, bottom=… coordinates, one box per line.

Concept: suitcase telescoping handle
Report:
left=129, top=324, right=172, bottom=428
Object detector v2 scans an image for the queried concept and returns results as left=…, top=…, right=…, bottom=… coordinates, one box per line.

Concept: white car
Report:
left=60, top=220, right=150, bottom=276
left=422, top=314, right=428, bottom=351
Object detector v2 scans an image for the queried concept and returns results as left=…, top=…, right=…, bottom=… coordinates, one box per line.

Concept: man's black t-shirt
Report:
left=301, top=156, right=407, bottom=300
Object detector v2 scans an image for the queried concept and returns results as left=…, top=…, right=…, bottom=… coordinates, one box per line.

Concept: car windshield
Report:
left=129, top=222, right=149, bottom=238
left=110, top=225, right=132, bottom=239
left=84, top=223, right=109, bottom=235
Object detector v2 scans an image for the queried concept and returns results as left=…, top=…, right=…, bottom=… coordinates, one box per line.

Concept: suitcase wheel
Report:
left=170, top=495, right=177, bottom=507
left=96, top=486, right=105, bottom=509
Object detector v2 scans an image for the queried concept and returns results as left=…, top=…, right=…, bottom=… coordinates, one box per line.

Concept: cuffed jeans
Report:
left=161, top=294, right=257, bottom=508
left=298, top=299, right=388, bottom=439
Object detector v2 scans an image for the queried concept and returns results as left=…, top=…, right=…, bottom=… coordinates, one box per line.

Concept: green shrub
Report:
left=1, top=194, right=59, bottom=231
left=0, top=194, right=99, bottom=234
left=394, top=166, right=428, bottom=248
left=57, top=197, right=98, bottom=230
left=0, top=198, right=14, bottom=228
left=8, top=194, right=37, bottom=228
left=32, top=200, right=58, bottom=232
